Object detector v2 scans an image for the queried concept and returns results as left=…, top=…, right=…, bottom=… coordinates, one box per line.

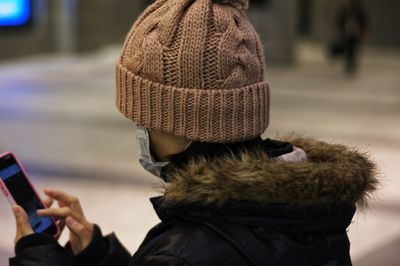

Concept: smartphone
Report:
left=0, top=152, right=60, bottom=238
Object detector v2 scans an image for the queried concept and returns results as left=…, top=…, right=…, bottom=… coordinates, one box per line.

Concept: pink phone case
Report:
left=0, top=151, right=60, bottom=238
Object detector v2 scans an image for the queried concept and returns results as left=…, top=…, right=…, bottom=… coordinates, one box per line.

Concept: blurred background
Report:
left=0, top=0, right=399, bottom=265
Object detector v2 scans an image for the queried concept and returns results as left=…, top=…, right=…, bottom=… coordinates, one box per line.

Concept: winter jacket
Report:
left=9, top=138, right=378, bottom=266
left=336, top=5, right=368, bottom=40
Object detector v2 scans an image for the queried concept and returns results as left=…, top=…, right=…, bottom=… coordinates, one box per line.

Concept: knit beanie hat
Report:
left=116, top=0, right=269, bottom=143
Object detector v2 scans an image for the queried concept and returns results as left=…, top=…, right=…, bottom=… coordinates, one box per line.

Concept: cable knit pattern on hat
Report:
left=116, top=0, right=269, bottom=143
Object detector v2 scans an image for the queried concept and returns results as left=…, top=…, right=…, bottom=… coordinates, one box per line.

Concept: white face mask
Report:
left=135, top=126, right=169, bottom=178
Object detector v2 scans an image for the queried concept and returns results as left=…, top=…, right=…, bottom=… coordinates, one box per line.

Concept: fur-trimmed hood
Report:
left=164, top=138, right=379, bottom=207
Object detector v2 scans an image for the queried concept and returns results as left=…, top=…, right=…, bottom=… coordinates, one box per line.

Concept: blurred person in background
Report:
left=10, top=0, right=378, bottom=265
left=333, top=0, right=369, bottom=76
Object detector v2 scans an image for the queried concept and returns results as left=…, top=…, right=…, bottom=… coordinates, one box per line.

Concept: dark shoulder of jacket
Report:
left=131, top=253, right=191, bottom=266
left=130, top=219, right=249, bottom=266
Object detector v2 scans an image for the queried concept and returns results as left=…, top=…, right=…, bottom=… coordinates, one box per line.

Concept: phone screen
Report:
left=0, top=154, right=57, bottom=235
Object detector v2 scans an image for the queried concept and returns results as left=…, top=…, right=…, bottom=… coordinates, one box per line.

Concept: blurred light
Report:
left=0, top=0, right=30, bottom=27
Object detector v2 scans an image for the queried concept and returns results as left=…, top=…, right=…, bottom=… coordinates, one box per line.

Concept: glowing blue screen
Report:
left=0, top=0, right=31, bottom=26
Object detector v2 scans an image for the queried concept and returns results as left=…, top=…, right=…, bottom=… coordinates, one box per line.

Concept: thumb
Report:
left=12, top=206, right=34, bottom=239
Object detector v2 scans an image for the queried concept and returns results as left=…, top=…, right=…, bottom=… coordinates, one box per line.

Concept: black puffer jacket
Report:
left=10, top=138, right=378, bottom=266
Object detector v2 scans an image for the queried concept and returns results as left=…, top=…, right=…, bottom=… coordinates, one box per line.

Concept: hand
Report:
left=38, top=189, right=94, bottom=255
left=12, top=197, right=63, bottom=244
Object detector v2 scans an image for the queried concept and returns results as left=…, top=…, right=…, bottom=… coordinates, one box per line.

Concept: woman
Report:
left=335, top=0, right=369, bottom=75
left=10, top=0, right=378, bottom=265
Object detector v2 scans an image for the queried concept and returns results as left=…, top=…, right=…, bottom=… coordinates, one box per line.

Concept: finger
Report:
left=58, top=219, right=66, bottom=232
left=65, top=217, right=91, bottom=241
left=53, top=219, right=66, bottom=241
left=42, top=197, right=54, bottom=208
left=44, top=189, right=76, bottom=203
left=44, top=189, right=79, bottom=206
left=44, top=189, right=84, bottom=215
left=37, top=207, right=83, bottom=223
left=58, top=200, right=65, bottom=208
left=12, top=206, right=34, bottom=239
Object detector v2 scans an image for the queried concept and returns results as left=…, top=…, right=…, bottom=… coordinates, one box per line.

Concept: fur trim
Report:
left=164, top=138, right=379, bottom=207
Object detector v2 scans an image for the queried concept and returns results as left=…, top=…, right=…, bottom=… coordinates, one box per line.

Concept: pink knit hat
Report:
left=116, top=0, right=269, bottom=143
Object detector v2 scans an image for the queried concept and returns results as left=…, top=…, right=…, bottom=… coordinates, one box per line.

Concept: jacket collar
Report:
left=162, top=137, right=379, bottom=208
left=162, top=137, right=293, bottom=181
left=151, top=196, right=356, bottom=233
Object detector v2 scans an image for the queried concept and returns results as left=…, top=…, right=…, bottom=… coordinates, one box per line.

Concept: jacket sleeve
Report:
left=9, top=225, right=131, bottom=266
left=65, top=225, right=131, bottom=266
left=9, top=233, right=77, bottom=266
